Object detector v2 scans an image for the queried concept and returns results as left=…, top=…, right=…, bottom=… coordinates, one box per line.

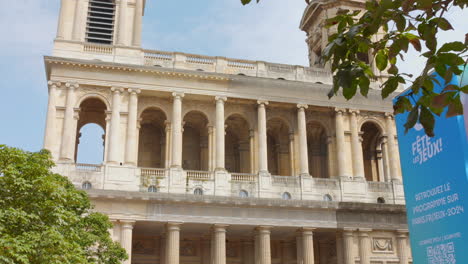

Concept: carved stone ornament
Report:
left=372, top=237, right=394, bottom=252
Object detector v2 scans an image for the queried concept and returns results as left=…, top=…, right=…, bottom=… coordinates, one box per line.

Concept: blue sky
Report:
left=0, top=0, right=466, bottom=161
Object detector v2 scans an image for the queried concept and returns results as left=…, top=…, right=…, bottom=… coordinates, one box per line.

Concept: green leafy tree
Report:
left=241, top=0, right=468, bottom=137
left=0, top=145, right=127, bottom=264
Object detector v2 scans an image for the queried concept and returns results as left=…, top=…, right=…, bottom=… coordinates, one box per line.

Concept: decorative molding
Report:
left=372, top=237, right=394, bottom=253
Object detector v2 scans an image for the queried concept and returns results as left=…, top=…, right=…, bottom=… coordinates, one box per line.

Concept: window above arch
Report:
left=194, top=188, right=203, bottom=195
left=82, top=181, right=92, bottom=190
left=239, top=190, right=249, bottom=198
left=282, top=192, right=291, bottom=200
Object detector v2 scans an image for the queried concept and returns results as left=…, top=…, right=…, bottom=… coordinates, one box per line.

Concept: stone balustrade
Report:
left=231, top=173, right=257, bottom=183
left=142, top=49, right=333, bottom=84
left=56, top=163, right=405, bottom=204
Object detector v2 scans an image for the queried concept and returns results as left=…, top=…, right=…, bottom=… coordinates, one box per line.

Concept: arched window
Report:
left=82, top=181, right=92, bottom=190
left=307, top=122, right=329, bottom=178
left=138, top=108, right=167, bottom=168
left=361, top=122, right=383, bottom=182
left=282, top=192, right=292, bottom=200
left=148, top=185, right=158, bottom=193
left=75, top=98, right=107, bottom=164
left=267, top=118, right=292, bottom=176
left=323, top=194, right=333, bottom=202
left=225, top=114, right=251, bottom=173
left=194, top=188, right=204, bottom=195
left=183, top=111, right=209, bottom=171
left=239, top=190, right=249, bottom=198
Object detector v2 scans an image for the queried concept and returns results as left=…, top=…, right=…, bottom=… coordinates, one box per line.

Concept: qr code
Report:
left=427, top=242, right=456, bottom=264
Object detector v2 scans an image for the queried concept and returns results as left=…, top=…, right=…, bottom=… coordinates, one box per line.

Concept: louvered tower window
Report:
left=86, top=0, right=115, bottom=44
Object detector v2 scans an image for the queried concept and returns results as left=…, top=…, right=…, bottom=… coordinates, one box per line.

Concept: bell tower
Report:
left=53, top=0, right=146, bottom=64
left=299, top=0, right=367, bottom=68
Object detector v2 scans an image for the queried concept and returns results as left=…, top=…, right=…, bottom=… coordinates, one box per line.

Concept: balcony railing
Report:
left=231, top=173, right=257, bottom=182
left=141, top=167, right=166, bottom=178
left=186, top=170, right=213, bottom=181
left=76, top=163, right=102, bottom=172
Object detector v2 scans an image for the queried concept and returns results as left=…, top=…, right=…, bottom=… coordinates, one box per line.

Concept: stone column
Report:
left=336, top=231, right=344, bottom=264
left=208, top=126, right=214, bottom=171
left=165, top=121, right=172, bottom=168
left=334, top=108, right=347, bottom=178
left=60, top=83, right=78, bottom=161
left=342, top=228, right=356, bottom=264
left=71, top=0, right=85, bottom=40
left=301, top=228, right=315, bottom=264
left=121, top=221, right=135, bottom=264
left=56, top=0, right=74, bottom=39
left=289, top=132, right=295, bottom=176
left=125, top=88, right=140, bottom=165
left=381, top=136, right=391, bottom=182
left=171, top=93, right=184, bottom=168
left=349, top=110, right=365, bottom=179
left=215, top=97, right=227, bottom=171
left=297, top=104, right=309, bottom=176
left=358, top=229, right=372, bottom=264
left=257, top=226, right=272, bottom=264
left=44, top=81, right=60, bottom=153
left=249, top=129, right=256, bottom=174
left=117, top=0, right=128, bottom=45
left=257, top=101, right=269, bottom=173
left=107, top=87, right=124, bottom=164
left=132, top=0, right=143, bottom=46
left=165, top=222, right=182, bottom=264
left=385, top=113, right=400, bottom=182
left=212, top=224, right=228, bottom=264
left=396, top=230, right=409, bottom=264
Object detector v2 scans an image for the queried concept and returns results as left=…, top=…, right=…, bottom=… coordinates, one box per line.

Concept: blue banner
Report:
left=395, top=68, right=468, bottom=264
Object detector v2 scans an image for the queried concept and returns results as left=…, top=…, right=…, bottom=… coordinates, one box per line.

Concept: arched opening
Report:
left=183, top=111, right=209, bottom=171
left=307, top=122, right=329, bottom=178
left=361, top=122, right=383, bottom=182
left=75, top=98, right=107, bottom=164
left=225, top=114, right=251, bottom=173
left=282, top=192, right=292, bottom=200
left=239, top=190, right=249, bottom=198
left=267, top=118, right=291, bottom=176
left=138, top=108, right=167, bottom=168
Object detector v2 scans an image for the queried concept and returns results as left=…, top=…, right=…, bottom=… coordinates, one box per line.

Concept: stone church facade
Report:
left=43, top=0, right=412, bottom=263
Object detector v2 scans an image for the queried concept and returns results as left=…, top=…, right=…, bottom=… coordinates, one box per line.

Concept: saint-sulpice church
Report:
left=42, top=0, right=412, bottom=263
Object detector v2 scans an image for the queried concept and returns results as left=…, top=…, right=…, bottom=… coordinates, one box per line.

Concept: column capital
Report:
left=349, top=109, right=360, bottom=115
left=48, top=81, right=61, bottom=88
left=166, top=221, right=183, bottom=231
left=249, top=129, right=255, bottom=138
left=172, top=92, right=185, bottom=99
left=326, top=136, right=333, bottom=145
left=120, top=220, right=136, bottom=229
left=111, top=86, right=125, bottom=93
left=358, top=228, right=372, bottom=236
left=334, top=108, right=346, bottom=115
left=301, top=227, right=316, bottom=235
left=128, top=88, right=141, bottom=94
left=257, top=100, right=269, bottom=106
left=297, top=104, right=309, bottom=110
left=396, top=229, right=409, bottom=238
left=385, top=112, right=395, bottom=119
left=212, top=224, right=229, bottom=232
left=65, top=82, right=79, bottom=90
left=256, top=225, right=273, bottom=234
left=342, top=227, right=357, bottom=234
left=215, top=96, right=227, bottom=102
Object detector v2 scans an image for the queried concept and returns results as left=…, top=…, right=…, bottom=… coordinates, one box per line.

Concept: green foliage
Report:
left=241, top=0, right=468, bottom=137
left=0, top=145, right=127, bottom=264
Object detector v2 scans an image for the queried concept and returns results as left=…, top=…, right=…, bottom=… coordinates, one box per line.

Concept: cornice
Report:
left=44, top=56, right=231, bottom=82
